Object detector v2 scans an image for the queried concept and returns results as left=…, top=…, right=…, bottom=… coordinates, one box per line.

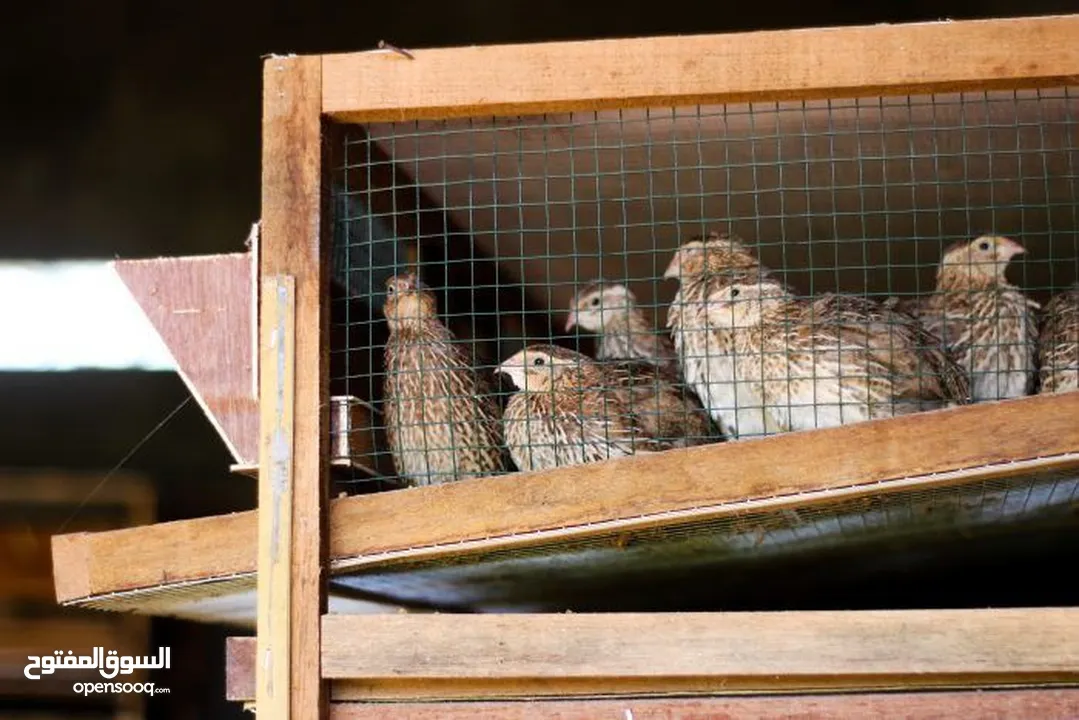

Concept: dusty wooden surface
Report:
left=256, top=275, right=296, bottom=717
left=260, top=53, right=330, bottom=719
left=319, top=691, right=1079, bottom=720
left=224, top=608, right=1079, bottom=700
left=322, top=15, right=1079, bottom=121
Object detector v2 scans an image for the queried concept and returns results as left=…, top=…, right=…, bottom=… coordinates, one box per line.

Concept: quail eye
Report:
left=533, top=357, right=545, bottom=366
left=730, top=288, right=741, bottom=298
left=978, top=241, right=990, bottom=251
left=589, top=297, right=600, bottom=307
left=385, top=285, right=396, bottom=295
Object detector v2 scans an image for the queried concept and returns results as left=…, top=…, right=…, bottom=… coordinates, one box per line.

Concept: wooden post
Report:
left=260, top=55, right=329, bottom=719
left=256, top=275, right=296, bottom=715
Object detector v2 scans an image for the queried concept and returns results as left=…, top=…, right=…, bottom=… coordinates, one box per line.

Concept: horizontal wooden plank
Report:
left=51, top=392, right=1079, bottom=608
left=322, top=15, right=1079, bottom=121
left=225, top=609, right=1079, bottom=700
left=318, top=691, right=1079, bottom=719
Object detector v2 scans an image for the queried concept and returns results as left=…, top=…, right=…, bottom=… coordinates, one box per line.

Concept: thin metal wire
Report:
left=331, top=89, right=1079, bottom=491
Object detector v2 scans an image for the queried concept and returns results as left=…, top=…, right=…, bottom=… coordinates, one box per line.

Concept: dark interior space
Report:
left=2, top=2, right=1078, bottom=717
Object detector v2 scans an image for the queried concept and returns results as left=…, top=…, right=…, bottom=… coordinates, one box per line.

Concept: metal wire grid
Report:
left=330, top=88, right=1079, bottom=490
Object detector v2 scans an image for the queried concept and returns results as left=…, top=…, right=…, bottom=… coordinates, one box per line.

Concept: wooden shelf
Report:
left=223, top=608, right=1079, bottom=701
left=49, top=391, right=1079, bottom=624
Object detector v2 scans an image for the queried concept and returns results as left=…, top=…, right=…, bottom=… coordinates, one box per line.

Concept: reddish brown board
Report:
left=323, top=691, right=1079, bottom=719
left=113, top=253, right=258, bottom=463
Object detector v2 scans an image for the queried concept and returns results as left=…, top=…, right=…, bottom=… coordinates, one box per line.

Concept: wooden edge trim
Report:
left=320, top=15, right=1079, bottom=121
left=320, top=690, right=1079, bottom=719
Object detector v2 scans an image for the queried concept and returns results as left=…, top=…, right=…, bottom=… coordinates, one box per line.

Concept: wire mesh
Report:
left=329, top=88, right=1079, bottom=492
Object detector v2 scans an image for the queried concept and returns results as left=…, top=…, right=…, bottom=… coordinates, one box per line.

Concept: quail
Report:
left=664, top=231, right=784, bottom=439
left=706, top=278, right=970, bottom=432
left=902, top=235, right=1039, bottom=402
left=565, top=281, right=679, bottom=371
left=1039, top=283, right=1079, bottom=394
left=382, top=273, right=506, bottom=485
left=496, top=344, right=711, bottom=472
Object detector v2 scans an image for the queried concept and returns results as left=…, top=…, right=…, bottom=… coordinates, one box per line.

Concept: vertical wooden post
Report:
left=259, top=55, right=329, bottom=719
left=256, top=275, right=295, bottom=715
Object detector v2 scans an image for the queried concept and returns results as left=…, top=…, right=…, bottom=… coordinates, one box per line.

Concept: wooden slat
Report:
left=51, top=391, right=1079, bottom=605
left=322, top=15, right=1079, bottom=122
left=260, top=53, right=329, bottom=720
left=113, top=253, right=258, bottom=464
left=256, top=275, right=296, bottom=717
left=228, top=690, right=1079, bottom=719
left=224, top=609, right=1079, bottom=701
left=320, top=610, right=1079, bottom=696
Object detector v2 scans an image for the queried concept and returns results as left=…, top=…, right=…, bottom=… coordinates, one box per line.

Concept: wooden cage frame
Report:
left=51, top=13, right=1079, bottom=719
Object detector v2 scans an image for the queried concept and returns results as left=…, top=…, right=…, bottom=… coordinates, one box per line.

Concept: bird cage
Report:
left=51, top=14, right=1079, bottom=719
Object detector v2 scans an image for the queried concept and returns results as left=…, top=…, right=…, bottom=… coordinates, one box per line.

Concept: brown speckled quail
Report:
left=1039, top=283, right=1079, bottom=394
left=901, top=235, right=1039, bottom=402
left=382, top=273, right=506, bottom=486
left=565, top=281, right=679, bottom=371
left=496, top=345, right=713, bottom=472
left=664, top=231, right=784, bottom=440
left=706, top=278, right=970, bottom=432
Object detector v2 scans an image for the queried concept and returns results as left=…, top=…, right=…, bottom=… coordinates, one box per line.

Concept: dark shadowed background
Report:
left=1, top=1, right=1077, bottom=717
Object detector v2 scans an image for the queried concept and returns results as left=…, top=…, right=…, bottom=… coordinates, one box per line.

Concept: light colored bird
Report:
left=565, top=281, right=679, bottom=371
left=706, top=278, right=970, bottom=432
left=1039, top=283, right=1079, bottom=394
left=496, top=345, right=712, bottom=472
left=382, top=273, right=506, bottom=486
left=902, top=235, right=1039, bottom=402
left=664, top=231, right=784, bottom=439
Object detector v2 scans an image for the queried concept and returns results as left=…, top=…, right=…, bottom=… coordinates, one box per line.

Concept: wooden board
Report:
left=222, top=608, right=1079, bottom=701
left=260, top=53, right=330, bottom=719
left=51, top=392, right=1079, bottom=602
left=256, top=275, right=296, bottom=716
left=48, top=392, right=1079, bottom=620
left=299, top=691, right=1079, bottom=720
left=322, top=15, right=1079, bottom=122
left=113, top=253, right=258, bottom=464
left=222, top=689, right=1079, bottom=719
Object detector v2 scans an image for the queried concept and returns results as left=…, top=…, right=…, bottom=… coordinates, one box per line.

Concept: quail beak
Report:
left=662, top=253, right=682, bottom=281
left=999, top=238, right=1026, bottom=260
left=564, top=310, right=579, bottom=333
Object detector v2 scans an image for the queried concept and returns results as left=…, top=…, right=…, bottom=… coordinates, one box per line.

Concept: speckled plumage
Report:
left=664, top=232, right=784, bottom=439
left=707, top=279, right=970, bottom=432
left=497, top=345, right=712, bottom=472
left=1039, top=284, right=1079, bottom=394
left=905, top=236, right=1039, bottom=402
left=382, top=274, right=506, bottom=486
left=565, top=282, right=679, bottom=371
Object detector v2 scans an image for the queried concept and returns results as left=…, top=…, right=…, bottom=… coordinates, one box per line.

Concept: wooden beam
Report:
left=51, top=391, right=1079, bottom=606
left=113, top=253, right=258, bottom=464
left=227, top=689, right=1079, bottom=718
left=322, top=15, right=1079, bottom=122
left=256, top=276, right=296, bottom=717
left=261, top=54, right=329, bottom=719
left=344, top=691, right=1079, bottom=720
left=223, top=609, right=1079, bottom=701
